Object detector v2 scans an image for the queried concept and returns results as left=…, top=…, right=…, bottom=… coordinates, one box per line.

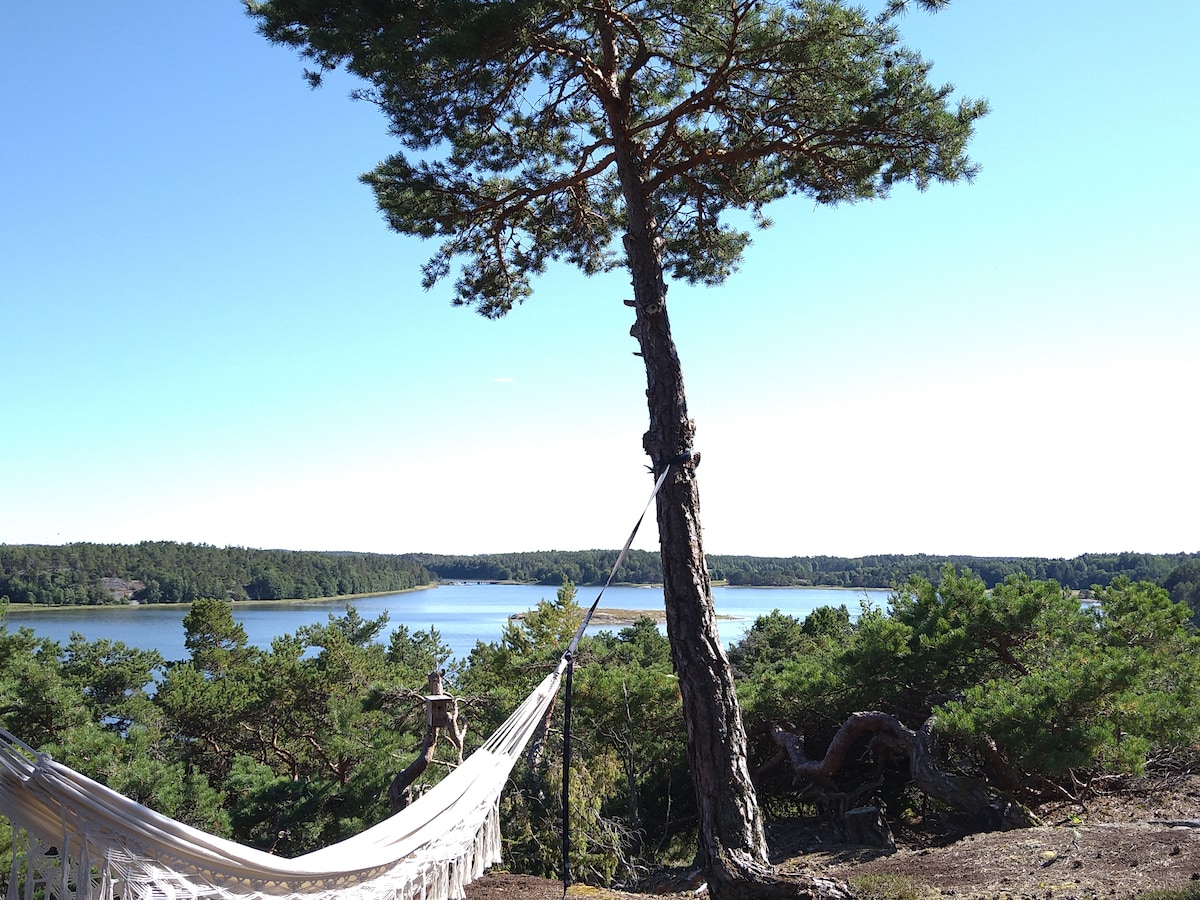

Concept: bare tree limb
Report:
left=771, top=713, right=1040, bottom=834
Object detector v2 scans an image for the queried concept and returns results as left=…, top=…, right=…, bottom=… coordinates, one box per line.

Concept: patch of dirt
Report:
left=789, top=821, right=1200, bottom=899
left=463, top=871, right=703, bottom=899
left=466, top=775, right=1200, bottom=900
left=808, top=772, right=1200, bottom=899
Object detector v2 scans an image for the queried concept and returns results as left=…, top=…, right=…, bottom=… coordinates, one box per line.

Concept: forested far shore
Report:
left=0, top=542, right=432, bottom=606
left=1, top=542, right=1199, bottom=617
left=411, top=548, right=1200, bottom=592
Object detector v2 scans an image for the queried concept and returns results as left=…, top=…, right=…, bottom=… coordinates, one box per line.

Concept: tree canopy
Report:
left=248, top=0, right=986, bottom=314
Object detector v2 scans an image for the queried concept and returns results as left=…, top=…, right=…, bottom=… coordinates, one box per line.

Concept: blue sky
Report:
left=2, top=2, right=1196, bottom=560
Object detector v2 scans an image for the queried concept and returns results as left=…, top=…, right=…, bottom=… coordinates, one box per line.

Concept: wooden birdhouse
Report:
left=424, top=671, right=454, bottom=729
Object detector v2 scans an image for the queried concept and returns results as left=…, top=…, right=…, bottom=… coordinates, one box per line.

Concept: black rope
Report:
left=560, top=458, right=682, bottom=895
left=561, top=655, right=574, bottom=893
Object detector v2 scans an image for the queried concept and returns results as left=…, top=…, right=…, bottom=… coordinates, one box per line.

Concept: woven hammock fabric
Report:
left=0, top=662, right=565, bottom=900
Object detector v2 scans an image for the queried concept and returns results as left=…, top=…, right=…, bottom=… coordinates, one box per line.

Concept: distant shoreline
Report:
left=2, top=581, right=887, bottom=616
left=440, top=580, right=890, bottom=590
left=3, top=583, right=438, bottom=614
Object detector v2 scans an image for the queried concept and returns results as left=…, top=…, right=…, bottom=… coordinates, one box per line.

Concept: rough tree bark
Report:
left=387, top=730, right=437, bottom=814
left=591, top=8, right=795, bottom=889
left=621, top=187, right=845, bottom=900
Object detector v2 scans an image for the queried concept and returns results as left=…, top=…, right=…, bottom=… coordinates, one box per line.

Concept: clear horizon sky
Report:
left=3, top=3, right=1197, bottom=561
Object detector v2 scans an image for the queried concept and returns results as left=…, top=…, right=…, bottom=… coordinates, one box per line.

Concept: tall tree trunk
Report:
left=626, top=230, right=845, bottom=900
left=625, top=226, right=761, bottom=840
left=605, top=23, right=840, bottom=886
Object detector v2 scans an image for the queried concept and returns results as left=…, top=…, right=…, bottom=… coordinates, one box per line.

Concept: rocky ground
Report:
left=466, top=773, right=1200, bottom=900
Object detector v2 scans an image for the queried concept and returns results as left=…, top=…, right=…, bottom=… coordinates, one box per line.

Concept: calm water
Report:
left=3, top=583, right=891, bottom=662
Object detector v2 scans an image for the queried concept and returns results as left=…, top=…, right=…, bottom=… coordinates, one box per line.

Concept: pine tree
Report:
left=246, top=2, right=985, bottom=893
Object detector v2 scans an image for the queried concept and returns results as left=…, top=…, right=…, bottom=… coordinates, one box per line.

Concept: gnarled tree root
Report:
left=771, top=712, right=1038, bottom=836
left=706, top=848, right=850, bottom=900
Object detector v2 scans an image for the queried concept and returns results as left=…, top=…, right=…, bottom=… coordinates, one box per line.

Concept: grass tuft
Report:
left=849, top=873, right=925, bottom=900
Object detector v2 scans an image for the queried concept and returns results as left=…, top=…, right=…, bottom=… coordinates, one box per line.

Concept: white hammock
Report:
left=0, top=661, right=566, bottom=900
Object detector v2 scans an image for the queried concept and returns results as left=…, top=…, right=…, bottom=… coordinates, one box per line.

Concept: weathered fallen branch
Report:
left=771, top=712, right=1038, bottom=838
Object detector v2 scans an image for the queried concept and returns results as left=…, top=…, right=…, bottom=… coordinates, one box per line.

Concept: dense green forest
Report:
left=407, top=549, right=1200, bottom=592
left=3, top=543, right=1199, bottom=609
left=2, top=572, right=1198, bottom=887
left=0, top=542, right=431, bottom=605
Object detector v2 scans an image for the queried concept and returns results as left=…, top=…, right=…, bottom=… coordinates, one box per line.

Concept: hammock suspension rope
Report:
left=560, top=454, right=685, bottom=893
